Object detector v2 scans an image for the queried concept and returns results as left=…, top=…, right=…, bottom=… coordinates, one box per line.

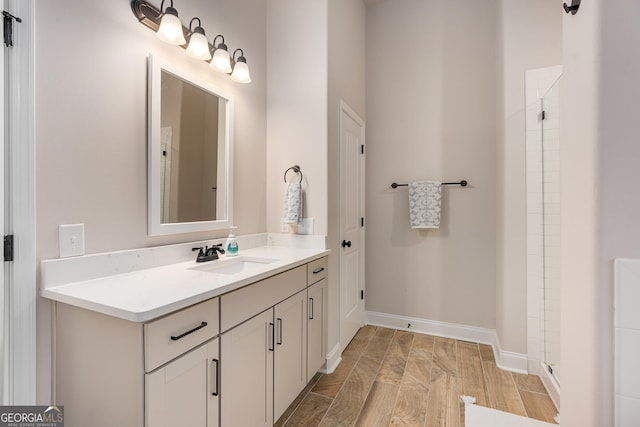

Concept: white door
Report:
left=339, top=101, right=365, bottom=351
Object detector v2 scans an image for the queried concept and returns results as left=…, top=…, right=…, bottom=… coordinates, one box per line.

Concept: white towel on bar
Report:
left=283, top=183, right=302, bottom=224
left=409, top=180, right=442, bottom=229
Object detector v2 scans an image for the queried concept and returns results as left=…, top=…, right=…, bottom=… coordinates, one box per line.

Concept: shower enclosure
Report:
left=525, top=65, right=562, bottom=405
left=541, top=77, right=561, bottom=385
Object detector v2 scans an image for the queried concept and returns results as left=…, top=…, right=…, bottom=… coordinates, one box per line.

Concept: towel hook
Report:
left=284, top=165, right=303, bottom=183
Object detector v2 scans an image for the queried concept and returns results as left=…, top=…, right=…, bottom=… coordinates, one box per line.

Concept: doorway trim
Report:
left=4, top=0, right=36, bottom=404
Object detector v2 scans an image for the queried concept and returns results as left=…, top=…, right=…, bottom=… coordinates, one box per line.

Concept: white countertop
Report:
left=41, top=234, right=329, bottom=323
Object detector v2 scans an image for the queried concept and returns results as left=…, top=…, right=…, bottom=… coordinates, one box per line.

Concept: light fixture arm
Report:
left=232, top=48, right=245, bottom=63
left=188, top=17, right=204, bottom=35
left=213, top=34, right=225, bottom=47
left=158, top=0, right=173, bottom=16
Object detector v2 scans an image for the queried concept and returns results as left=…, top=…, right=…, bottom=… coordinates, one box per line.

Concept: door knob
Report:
left=341, top=240, right=352, bottom=248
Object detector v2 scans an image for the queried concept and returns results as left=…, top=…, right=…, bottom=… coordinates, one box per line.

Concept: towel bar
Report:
left=391, top=180, right=467, bottom=189
left=284, top=165, right=303, bottom=183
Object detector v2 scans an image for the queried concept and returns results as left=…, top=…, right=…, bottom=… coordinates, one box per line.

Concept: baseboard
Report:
left=320, top=343, right=341, bottom=375
left=539, top=362, right=561, bottom=410
left=366, top=311, right=528, bottom=374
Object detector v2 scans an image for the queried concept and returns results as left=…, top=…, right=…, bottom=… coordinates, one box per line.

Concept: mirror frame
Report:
left=148, top=54, right=234, bottom=236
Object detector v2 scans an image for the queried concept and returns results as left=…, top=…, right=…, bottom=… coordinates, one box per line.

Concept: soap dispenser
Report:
left=225, top=226, right=239, bottom=257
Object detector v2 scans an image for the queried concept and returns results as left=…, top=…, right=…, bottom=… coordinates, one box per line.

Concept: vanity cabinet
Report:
left=307, top=278, right=326, bottom=380
left=52, top=256, right=328, bottom=427
left=273, top=289, right=308, bottom=420
left=220, top=310, right=273, bottom=427
left=307, top=257, right=327, bottom=381
left=146, top=338, right=219, bottom=427
left=219, top=266, right=308, bottom=425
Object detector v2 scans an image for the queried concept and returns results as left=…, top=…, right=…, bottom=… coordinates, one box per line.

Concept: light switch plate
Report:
left=59, top=224, right=85, bottom=258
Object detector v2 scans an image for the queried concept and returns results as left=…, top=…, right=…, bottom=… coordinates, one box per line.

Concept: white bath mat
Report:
left=465, top=402, right=558, bottom=427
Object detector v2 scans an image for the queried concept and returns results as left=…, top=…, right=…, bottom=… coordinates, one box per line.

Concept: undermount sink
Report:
left=189, top=256, right=278, bottom=275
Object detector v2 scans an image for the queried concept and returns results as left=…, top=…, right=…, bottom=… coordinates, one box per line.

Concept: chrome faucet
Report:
left=192, top=244, right=226, bottom=263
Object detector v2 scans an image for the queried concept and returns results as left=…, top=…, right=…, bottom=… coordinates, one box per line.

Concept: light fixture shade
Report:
left=186, top=30, right=211, bottom=60
left=211, top=48, right=232, bottom=73
left=156, top=8, right=186, bottom=45
left=230, top=60, right=251, bottom=84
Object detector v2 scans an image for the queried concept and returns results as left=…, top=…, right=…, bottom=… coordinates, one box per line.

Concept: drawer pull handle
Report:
left=211, top=359, right=219, bottom=396
left=269, top=323, right=275, bottom=351
left=312, top=267, right=325, bottom=274
left=309, top=298, right=314, bottom=320
left=170, top=321, right=208, bottom=341
left=277, top=318, right=283, bottom=345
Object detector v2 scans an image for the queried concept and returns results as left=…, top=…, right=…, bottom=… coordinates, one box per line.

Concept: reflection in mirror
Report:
left=148, top=54, right=233, bottom=235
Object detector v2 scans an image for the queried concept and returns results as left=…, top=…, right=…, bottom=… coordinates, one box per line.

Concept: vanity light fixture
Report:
left=155, top=0, right=186, bottom=45
left=230, top=49, right=251, bottom=84
left=131, top=0, right=251, bottom=84
left=185, top=18, right=211, bottom=61
left=210, top=35, right=233, bottom=73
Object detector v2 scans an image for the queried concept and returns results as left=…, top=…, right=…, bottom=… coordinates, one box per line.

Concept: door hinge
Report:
left=2, top=10, right=22, bottom=48
left=540, top=110, right=546, bottom=121
left=361, top=144, right=364, bottom=155
left=360, top=290, right=364, bottom=300
left=4, top=235, right=14, bottom=262
left=361, top=217, right=364, bottom=227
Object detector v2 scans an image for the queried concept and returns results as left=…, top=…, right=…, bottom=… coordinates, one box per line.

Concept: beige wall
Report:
left=36, top=0, right=267, bottom=259
left=266, top=0, right=328, bottom=236
left=365, top=0, right=497, bottom=329
left=266, top=0, right=366, bottom=358
left=35, top=0, right=267, bottom=402
left=495, top=0, right=561, bottom=355
left=561, top=0, right=640, bottom=424
left=328, top=0, right=366, bottom=355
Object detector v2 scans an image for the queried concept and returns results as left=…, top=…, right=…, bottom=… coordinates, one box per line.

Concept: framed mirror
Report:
left=148, top=54, right=234, bottom=235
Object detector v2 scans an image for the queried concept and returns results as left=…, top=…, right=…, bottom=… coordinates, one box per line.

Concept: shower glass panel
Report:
left=541, top=77, right=561, bottom=384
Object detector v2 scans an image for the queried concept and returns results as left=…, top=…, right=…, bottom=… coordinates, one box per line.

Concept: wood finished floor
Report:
left=276, top=326, right=558, bottom=427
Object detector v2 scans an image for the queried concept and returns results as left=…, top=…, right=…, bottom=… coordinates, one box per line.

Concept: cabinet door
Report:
left=146, top=338, right=219, bottom=427
left=274, top=289, right=308, bottom=421
left=221, top=309, right=274, bottom=427
left=307, top=278, right=326, bottom=380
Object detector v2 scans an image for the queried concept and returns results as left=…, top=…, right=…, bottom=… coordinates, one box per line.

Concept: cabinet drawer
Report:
left=145, top=297, right=219, bottom=372
left=221, top=266, right=306, bottom=332
left=307, top=257, right=327, bottom=285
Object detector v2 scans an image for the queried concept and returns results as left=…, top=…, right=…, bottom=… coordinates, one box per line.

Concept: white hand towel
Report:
left=409, top=180, right=442, bottom=229
left=283, top=182, right=302, bottom=224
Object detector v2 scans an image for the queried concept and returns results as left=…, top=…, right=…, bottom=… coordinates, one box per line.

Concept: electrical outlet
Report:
left=298, top=218, right=314, bottom=235
left=59, top=224, right=85, bottom=258
left=280, top=218, right=289, bottom=232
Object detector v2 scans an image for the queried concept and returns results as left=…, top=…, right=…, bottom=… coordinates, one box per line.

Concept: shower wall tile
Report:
left=615, top=260, right=640, bottom=329
left=616, top=328, right=640, bottom=398
left=615, top=259, right=640, bottom=427
left=617, top=396, right=640, bottom=427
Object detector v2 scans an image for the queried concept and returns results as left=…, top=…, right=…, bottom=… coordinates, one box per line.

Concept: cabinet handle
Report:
left=211, top=359, right=219, bottom=396
left=312, top=267, right=325, bottom=274
left=170, top=321, right=207, bottom=341
left=269, top=323, right=275, bottom=351
left=309, top=298, right=314, bottom=320
left=276, top=318, right=283, bottom=345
